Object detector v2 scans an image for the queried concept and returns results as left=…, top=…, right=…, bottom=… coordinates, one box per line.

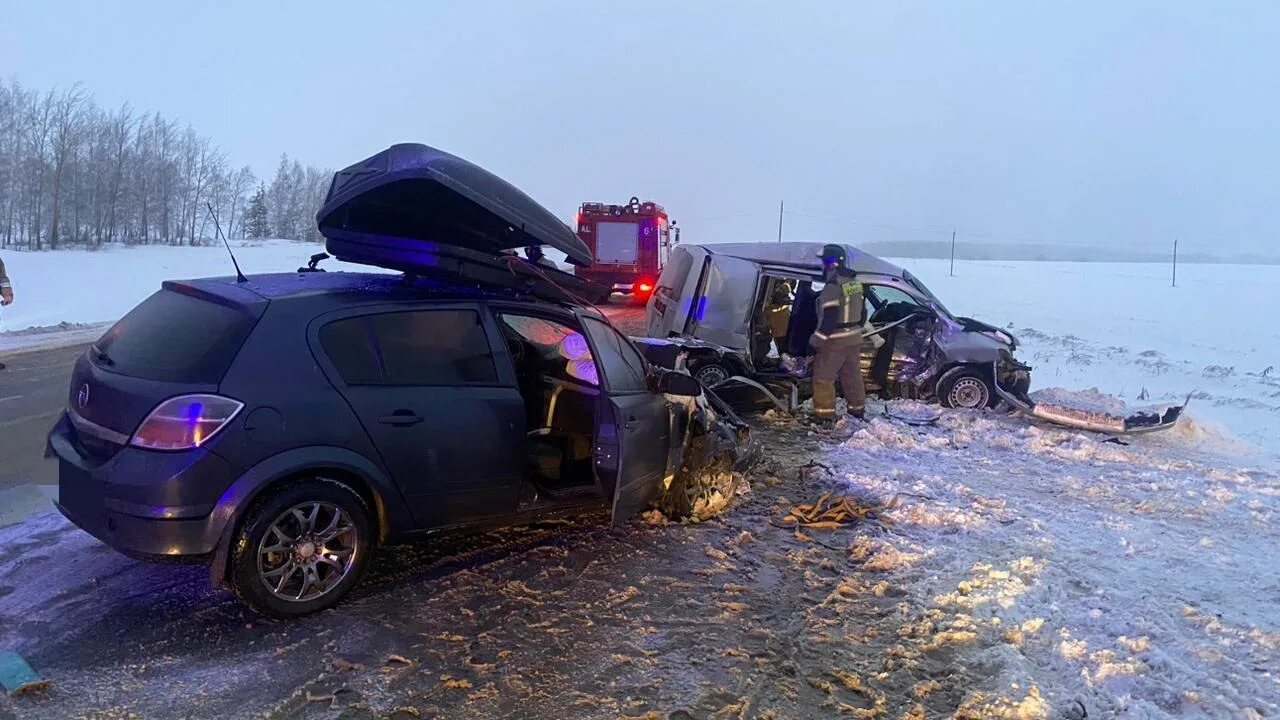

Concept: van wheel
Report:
left=228, top=478, right=374, bottom=618
left=692, top=361, right=731, bottom=388
left=937, top=367, right=996, bottom=409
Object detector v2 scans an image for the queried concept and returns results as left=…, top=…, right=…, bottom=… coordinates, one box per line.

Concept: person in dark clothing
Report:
left=524, top=245, right=560, bottom=270
left=0, top=256, right=12, bottom=370
left=808, top=244, right=866, bottom=421
left=786, top=281, right=819, bottom=357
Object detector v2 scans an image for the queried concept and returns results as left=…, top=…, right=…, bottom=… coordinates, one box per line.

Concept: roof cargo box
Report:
left=316, top=143, right=591, bottom=271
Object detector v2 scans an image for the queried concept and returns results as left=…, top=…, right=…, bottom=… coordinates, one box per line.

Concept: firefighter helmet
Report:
left=817, top=244, right=847, bottom=268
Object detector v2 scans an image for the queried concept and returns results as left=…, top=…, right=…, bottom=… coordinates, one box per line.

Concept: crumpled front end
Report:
left=996, top=351, right=1033, bottom=397
left=652, top=372, right=758, bottom=523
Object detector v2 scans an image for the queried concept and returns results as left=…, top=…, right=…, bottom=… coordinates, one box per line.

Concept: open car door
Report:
left=578, top=314, right=671, bottom=526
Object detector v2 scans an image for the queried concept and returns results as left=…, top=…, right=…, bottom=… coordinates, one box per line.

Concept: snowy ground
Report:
left=1, top=408, right=1276, bottom=719
left=0, top=245, right=1278, bottom=718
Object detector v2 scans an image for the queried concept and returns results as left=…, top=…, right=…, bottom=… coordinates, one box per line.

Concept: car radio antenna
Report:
left=206, top=201, right=248, bottom=283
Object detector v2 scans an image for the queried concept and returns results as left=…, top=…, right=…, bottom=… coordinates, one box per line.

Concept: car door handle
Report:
left=379, top=410, right=424, bottom=426
left=625, top=415, right=638, bottom=429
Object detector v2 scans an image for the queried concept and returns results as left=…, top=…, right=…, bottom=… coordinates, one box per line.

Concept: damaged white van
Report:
left=642, top=242, right=1186, bottom=434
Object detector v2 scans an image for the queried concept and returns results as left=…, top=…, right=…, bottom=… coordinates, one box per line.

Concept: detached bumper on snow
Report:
left=992, top=362, right=1188, bottom=435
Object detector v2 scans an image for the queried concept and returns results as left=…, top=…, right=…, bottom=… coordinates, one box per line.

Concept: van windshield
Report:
left=903, top=271, right=953, bottom=319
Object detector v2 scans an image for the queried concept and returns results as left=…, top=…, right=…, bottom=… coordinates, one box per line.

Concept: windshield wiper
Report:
left=91, top=345, right=114, bottom=367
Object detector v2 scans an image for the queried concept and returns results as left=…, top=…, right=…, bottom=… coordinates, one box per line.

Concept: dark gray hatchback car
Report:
left=46, top=143, right=728, bottom=617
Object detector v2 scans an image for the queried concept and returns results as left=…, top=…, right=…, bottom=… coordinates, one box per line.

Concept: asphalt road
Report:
left=0, top=344, right=84, bottom=493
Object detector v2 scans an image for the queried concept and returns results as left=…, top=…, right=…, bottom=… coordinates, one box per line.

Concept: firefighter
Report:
left=809, top=244, right=866, bottom=422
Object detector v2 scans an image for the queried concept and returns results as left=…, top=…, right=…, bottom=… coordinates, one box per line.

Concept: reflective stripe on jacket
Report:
left=812, top=276, right=865, bottom=341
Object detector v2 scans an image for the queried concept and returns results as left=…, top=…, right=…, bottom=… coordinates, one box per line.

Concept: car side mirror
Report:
left=657, top=370, right=702, bottom=397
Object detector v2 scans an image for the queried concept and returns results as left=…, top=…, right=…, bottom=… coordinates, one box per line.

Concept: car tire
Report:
left=691, top=361, right=732, bottom=388
left=937, top=366, right=996, bottom=410
left=228, top=478, right=375, bottom=618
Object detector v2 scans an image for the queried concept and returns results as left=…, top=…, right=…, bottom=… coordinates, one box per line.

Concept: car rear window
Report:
left=93, top=289, right=257, bottom=383
left=320, top=309, right=498, bottom=386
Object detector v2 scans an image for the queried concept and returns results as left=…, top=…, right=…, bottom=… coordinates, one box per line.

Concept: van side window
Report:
left=656, top=247, right=694, bottom=292
left=867, top=285, right=921, bottom=309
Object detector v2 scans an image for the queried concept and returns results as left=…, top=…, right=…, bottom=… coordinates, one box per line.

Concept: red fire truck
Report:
left=573, top=197, right=677, bottom=303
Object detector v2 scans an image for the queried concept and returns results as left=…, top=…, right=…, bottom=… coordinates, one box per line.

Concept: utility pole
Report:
left=1172, top=238, right=1178, bottom=288
left=777, top=201, right=784, bottom=243
left=949, top=230, right=957, bottom=277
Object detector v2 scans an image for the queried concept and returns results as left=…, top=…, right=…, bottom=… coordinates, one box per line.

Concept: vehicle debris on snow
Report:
left=996, top=384, right=1189, bottom=435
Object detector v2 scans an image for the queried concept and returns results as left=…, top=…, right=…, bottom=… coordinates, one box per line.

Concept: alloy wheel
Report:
left=257, top=501, right=359, bottom=603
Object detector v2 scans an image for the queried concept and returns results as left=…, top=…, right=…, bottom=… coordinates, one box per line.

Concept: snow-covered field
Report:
left=0, top=239, right=380, bottom=334
left=899, top=259, right=1280, bottom=463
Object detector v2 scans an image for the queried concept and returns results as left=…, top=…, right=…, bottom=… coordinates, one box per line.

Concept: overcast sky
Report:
left=4, top=1, right=1278, bottom=254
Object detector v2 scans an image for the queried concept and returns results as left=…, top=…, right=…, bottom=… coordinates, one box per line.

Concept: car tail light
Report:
left=131, top=394, right=244, bottom=451
left=637, top=280, right=654, bottom=294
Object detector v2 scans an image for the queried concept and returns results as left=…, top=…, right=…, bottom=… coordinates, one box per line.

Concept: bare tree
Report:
left=47, top=84, right=89, bottom=249
left=0, top=78, right=327, bottom=250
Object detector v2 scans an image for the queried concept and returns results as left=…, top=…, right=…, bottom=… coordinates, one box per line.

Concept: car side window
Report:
left=582, top=317, right=648, bottom=393
left=321, top=309, right=498, bottom=386
left=319, top=316, right=381, bottom=384
left=371, top=309, right=497, bottom=385
left=497, top=313, right=599, bottom=386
